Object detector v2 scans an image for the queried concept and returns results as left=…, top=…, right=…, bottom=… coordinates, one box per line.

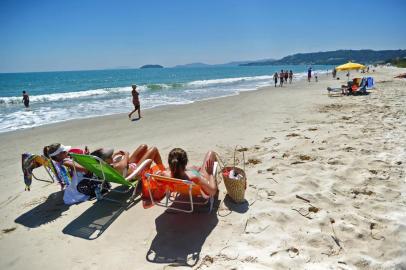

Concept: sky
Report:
left=0, top=0, right=405, bottom=73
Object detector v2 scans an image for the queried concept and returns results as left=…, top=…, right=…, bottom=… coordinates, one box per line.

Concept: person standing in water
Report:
left=22, top=91, right=29, bottom=108
left=128, top=84, right=141, bottom=119
left=273, top=72, right=278, bottom=87
left=279, top=70, right=284, bottom=87
left=307, top=67, right=312, bottom=82
left=289, top=70, right=293, bottom=84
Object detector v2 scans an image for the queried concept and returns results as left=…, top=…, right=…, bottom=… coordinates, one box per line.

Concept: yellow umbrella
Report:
left=336, top=62, right=366, bottom=71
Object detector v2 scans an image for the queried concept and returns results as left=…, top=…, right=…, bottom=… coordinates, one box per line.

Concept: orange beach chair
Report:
left=142, top=162, right=218, bottom=213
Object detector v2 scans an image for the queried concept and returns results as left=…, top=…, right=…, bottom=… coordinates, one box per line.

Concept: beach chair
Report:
left=143, top=162, right=218, bottom=213
left=22, top=153, right=58, bottom=191
left=350, top=78, right=368, bottom=95
left=69, top=153, right=150, bottom=203
left=366, top=77, right=374, bottom=89
left=326, top=87, right=344, bottom=96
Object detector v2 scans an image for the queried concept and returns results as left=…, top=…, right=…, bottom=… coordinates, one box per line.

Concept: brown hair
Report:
left=90, top=148, right=114, bottom=161
left=44, top=143, right=61, bottom=160
left=168, top=148, right=188, bottom=178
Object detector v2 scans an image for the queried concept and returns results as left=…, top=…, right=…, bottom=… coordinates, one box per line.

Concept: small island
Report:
left=140, top=64, right=164, bottom=69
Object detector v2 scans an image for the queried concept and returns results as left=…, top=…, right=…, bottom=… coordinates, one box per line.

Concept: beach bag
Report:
left=77, top=178, right=111, bottom=198
left=222, top=147, right=247, bottom=203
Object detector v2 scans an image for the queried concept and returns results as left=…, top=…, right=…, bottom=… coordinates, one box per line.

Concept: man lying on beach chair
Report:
left=70, top=152, right=153, bottom=203
left=142, top=148, right=219, bottom=213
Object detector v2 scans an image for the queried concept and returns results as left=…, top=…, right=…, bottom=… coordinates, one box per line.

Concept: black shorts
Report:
left=24, top=101, right=29, bottom=108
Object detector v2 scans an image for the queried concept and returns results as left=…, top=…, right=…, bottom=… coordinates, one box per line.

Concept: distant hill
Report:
left=140, top=64, right=164, bottom=69
left=241, top=49, right=406, bottom=66
left=174, top=62, right=212, bottom=68
left=173, top=59, right=272, bottom=68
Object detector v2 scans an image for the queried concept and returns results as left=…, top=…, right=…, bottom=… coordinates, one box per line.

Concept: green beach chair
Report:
left=70, top=153, right=151, bottom=203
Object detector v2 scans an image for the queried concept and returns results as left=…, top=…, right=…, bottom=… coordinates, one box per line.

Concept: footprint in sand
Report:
left=351, top=189, right=374, bottom=198
left=261, top=137, right=276, bottom=143
left=343, top=146, right=356, bottom=152
left=245, top=213, right=272, bottom=234
left=257, top=189, right=276, bottom=200
left=327, top=159, right=345, bottom=165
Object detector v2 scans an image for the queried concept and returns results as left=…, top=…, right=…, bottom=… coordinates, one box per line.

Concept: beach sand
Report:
left=0, top=67, right=405, bottom=269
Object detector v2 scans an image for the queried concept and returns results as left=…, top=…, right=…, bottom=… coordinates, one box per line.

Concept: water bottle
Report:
left=95, top=186, right=101, bottom=199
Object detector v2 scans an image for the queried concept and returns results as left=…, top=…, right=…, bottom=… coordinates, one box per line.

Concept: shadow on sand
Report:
left=15, top=191, right=69, bottom=228
left=131, top=117, right=141, bottom=122
left=62, top=187, right=140, bottom=240
left=223, top=194, right=249, bottom=214
left=146, top=198, right=220, bottom=267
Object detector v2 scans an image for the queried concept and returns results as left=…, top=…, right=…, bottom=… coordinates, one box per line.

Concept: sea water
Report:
left=0, top=65, right=332, bottom=133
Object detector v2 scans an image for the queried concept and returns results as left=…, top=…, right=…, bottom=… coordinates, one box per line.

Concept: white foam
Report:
left=187, top=75, right=273, bottom=87
left=0, top=86, right=132, bottom=105
left=0, top=73, right=285, bottom=133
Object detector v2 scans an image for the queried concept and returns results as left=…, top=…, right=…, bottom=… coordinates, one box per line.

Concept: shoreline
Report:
left=0, top=67, right=330, bottom=135
left=1, top=66, right=405, bottom=269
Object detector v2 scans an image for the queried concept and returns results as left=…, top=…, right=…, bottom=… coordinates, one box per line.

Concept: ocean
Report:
left=0, top=65, right=332, bottom=133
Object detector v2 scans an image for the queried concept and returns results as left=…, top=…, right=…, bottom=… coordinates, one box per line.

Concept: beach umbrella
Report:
left=336, top=62, right=366, bottom=81
left=335, top=62, right=366, bottom=71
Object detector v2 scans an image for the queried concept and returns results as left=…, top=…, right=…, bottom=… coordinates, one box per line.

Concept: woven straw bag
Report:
left=222, top=147, right=247, bottom=203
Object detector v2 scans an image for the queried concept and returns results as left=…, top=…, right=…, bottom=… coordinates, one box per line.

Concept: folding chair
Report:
left=143, top=162, right=218, bottom=213
left=70, top=153, right=150, bottom=203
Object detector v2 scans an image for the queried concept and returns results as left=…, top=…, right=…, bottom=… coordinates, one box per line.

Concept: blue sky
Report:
left=1, top=0, right=405, bottom=72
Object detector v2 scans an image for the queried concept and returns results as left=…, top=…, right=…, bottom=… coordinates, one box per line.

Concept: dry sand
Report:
left=0, top=67, right=405, bottom=269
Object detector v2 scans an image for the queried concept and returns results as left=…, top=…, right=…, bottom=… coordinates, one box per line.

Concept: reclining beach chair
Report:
left=70, top=153, right=150, bottom=203
left=22, top=153, right=59, bottom=191
left=143, top=162, right=218, bottom=213
left=350, top=78, right=368, bottom=95
left=326, top=87, right=344, bottom=96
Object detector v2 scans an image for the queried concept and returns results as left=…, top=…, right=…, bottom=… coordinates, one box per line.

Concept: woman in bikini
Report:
left=91, top=145, right=164, bottom=178
left=128, top=84, right=141, bottom=119
left=159, top=148, right=219, bottom=196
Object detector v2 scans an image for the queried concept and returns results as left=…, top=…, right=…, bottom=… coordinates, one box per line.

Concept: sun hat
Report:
left=90, top=148, right=114, bottom=161
left=48, top=144, right=71, bottom=157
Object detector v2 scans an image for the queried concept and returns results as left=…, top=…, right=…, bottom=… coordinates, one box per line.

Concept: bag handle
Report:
left=233, top=145, right=246, bottom=172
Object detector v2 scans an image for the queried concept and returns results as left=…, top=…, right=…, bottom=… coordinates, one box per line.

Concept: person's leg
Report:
left=198, top=151, right=219, bottom=196
left=128, top=144, right=148, bottom=163
left=138, top=146, right=164, bottom=168
left=128, top=107, right=137, bottom=118
left=199, top=151, right=218, bottom=175
left=137, top=105, right=141, bottom=118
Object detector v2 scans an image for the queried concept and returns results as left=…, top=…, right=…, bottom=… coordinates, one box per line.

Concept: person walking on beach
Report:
left=128, top=84, right=141, bottom=119
left=22, top=91, right=29, bottom=108
left=332, top=68, right=337, bottom=79
left=279, top=70, right=284, bottom=87
left=314, top=72, right=318, bottom=82
left=307, top=67, right=312, bottom=82
left=289, top=70, right=293, bottom=84
left=273, top=72, right=278, bottom=87
left=284, top=70, right=288, bottom=83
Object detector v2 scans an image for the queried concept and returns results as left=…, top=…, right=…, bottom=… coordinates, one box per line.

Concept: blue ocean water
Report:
left=0, top=65, right=332, bottom=133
